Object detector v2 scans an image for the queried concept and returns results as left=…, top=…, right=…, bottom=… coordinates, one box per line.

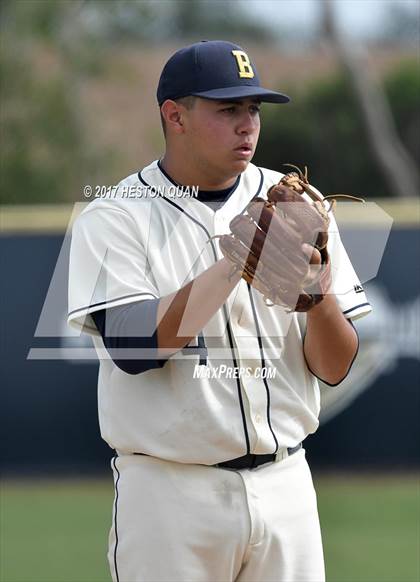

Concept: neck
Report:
left=160, top=153, right=239, bottom=191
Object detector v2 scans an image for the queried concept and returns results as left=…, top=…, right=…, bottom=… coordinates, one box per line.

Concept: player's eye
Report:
left=250, top=104, right=261, bottom=114
left=220, top=106, right=236, bottom=114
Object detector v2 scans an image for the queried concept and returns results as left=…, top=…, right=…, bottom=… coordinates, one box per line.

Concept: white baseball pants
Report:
left=108, top=448, right=325, bottom=582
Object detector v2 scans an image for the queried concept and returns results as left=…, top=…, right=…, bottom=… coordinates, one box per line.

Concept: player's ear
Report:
left=160, top=100, right=186, bottom=134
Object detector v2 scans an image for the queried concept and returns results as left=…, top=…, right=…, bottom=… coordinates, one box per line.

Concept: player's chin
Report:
left=229, top=158, right=251, bottom=174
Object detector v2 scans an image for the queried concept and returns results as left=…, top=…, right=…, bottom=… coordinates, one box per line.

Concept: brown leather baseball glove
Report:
left=215, top=166, right=333, bottom=312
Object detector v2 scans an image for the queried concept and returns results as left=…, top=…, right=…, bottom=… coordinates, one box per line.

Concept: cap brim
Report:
left=192, top=85, right=290, bottom=104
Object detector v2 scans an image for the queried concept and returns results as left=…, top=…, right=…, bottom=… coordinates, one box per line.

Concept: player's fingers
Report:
left=302, top=244, right=324, bottom=285
left=302, top=244, right=320, bottom=262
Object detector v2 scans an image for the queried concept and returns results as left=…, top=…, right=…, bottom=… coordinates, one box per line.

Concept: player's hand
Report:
left=213, top=168, right=332, bottom=312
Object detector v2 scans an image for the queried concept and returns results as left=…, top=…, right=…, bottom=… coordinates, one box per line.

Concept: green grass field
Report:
left=1, top=474, right=419, bottom=582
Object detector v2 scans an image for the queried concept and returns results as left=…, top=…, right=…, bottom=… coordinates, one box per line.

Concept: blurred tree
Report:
left=0, top=0, right=274, bottom=205
left=385, top=61, right=420, bottom=158
left=381, top=1, right=420, bottom=48
left=0, top=0, right=64, bottom=41
left=0, top=44, right=88, bottom=204
left=0, top=0, right=114, bottom=204
left=254, top=61, right=419, bottom=199
left=170, top=0, right=273, bottom=41
left=1, top=0, right=273, bottom=46
left=1, top=0, right=418, bottom=204
left=317, top=0, right=419, bottom=198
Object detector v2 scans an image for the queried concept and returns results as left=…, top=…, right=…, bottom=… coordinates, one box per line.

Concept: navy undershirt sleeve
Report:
left=91, top=300, right=168, bottom=375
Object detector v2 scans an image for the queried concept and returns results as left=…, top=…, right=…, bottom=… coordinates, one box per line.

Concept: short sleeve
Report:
left=328, top=210, right=372, bottom=320
left=68, top=204, right=159, bottom=335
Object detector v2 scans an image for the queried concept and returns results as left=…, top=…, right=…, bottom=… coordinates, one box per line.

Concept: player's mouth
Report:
left=234, top=143, right=254, bottom=158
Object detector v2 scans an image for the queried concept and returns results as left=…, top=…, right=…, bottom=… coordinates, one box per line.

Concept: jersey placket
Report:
left=225, top=279, right=278, bottom=454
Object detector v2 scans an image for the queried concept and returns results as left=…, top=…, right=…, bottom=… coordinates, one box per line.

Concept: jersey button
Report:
left=255, top=413, right=262, bottom=424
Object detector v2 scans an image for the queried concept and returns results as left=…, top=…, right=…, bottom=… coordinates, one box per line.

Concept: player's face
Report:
left=182, top=97, right=261, bottom=183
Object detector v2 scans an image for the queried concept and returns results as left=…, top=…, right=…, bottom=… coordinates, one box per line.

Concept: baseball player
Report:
left=68, top=41, right=371, bottom=582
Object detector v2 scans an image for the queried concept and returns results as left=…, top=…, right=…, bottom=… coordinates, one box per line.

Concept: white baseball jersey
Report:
left=68, top=160, right=371, bottom=465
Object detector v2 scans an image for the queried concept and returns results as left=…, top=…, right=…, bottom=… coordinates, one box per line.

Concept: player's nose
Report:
left=237, top=111, right=259, bottom=135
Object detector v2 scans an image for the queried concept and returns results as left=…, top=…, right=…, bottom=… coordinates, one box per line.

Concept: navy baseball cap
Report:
left=157, top=40, right=290, bottom=105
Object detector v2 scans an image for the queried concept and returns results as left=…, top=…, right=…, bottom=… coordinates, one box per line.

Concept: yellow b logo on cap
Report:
left=231, top=50, right=254, bottom=79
